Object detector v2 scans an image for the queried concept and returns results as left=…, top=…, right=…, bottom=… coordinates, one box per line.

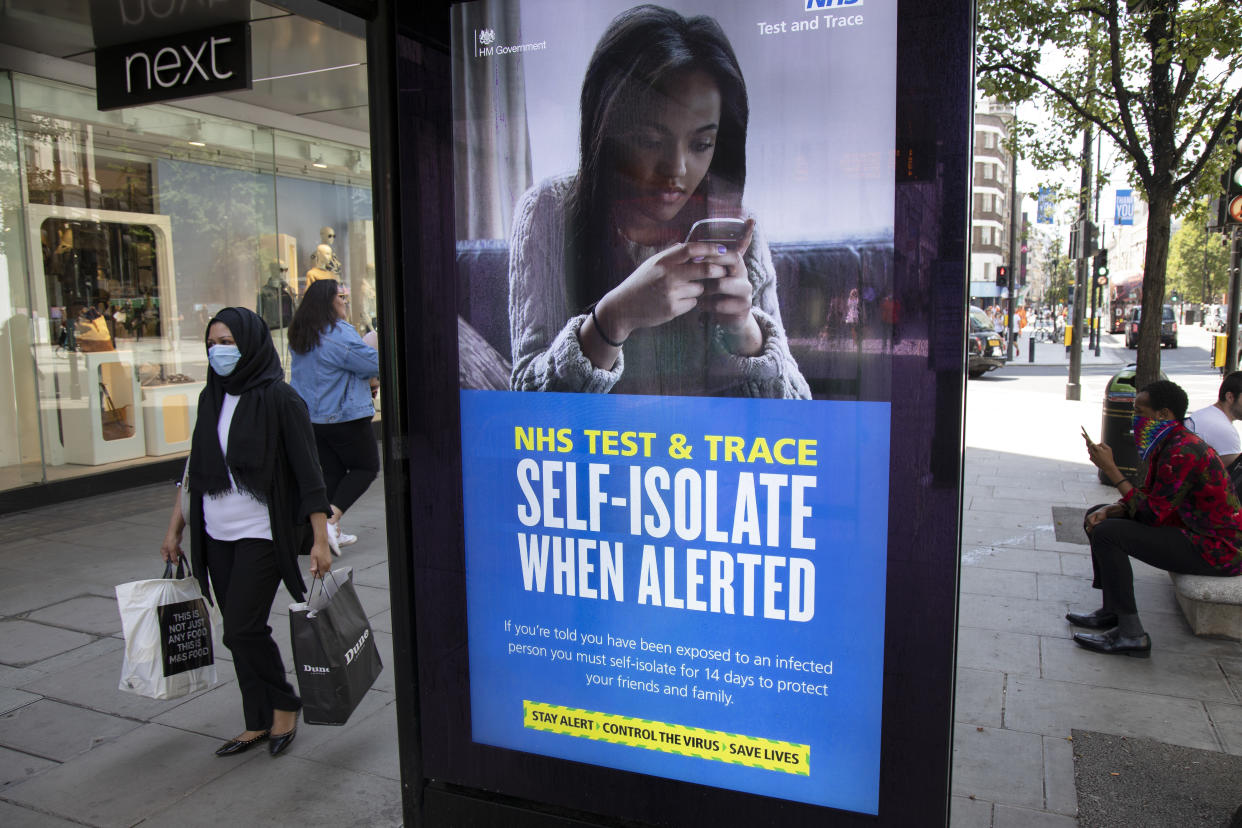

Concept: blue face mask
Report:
left=208, top=344, right=241, bottom=377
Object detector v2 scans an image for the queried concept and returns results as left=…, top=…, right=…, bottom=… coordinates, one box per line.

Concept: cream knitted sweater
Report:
left=508, top=176, right=811, bottom=399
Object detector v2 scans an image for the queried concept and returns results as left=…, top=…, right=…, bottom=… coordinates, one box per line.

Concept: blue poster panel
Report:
left=453, top=0, right=896, bottom=815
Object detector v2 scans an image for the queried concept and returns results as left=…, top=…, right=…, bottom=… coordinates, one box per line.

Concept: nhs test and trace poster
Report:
left=453, top=0, right=894, bottom=815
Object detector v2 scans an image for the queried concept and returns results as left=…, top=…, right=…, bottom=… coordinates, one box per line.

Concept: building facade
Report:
left=0, top=3, right=375, bottom=506
left=969, top=99, right=1015, bottom=304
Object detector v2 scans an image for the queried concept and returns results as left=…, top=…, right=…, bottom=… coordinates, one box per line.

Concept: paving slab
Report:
left=18, top=646, right=198, bottom=720
left=955, top=627, right=1041, bottom=677
left=992, top=804, right=1077, bottom=827
left=961, top=567, right=1037, bottom=600
left=0, top=573, right=117, bottom=618
left=1042, top=734, right=1076, bottom=816
left=958, top=593, right=1078, bottom=638
left=300, top=695, right=400, bottom=780
left=0, top=620, right=97, bottom=667
left=955, top=667, right=1004, bottom=728
left=1003, top=674, right=1218, bottom=749
left=24, top=595, right=123, bottom=637
left=0, top=698, right=142, bottom=762
left=1205, top=701, right=1242, bottom=756
left=138, top=753, right=403, bottom=828
left=0, top=744, right=58, bottom=789
left=962, top=547, right=1064, bottom=574
left=951, top=722, right=1046, bottom=810
left=1040, top=639, right=1236, bottom=703
left=949, top=795, right=992, bottom=828
left=149, top=678, right=245, bottom=740
left=13, top=636, right=124, bottom=681
left=0, top=687, right=39, bottom=716
left=2, top=723, right=242, bottom=827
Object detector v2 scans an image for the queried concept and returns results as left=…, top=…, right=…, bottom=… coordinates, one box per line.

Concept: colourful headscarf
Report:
left=1132, top=415, right=1177, bottom=461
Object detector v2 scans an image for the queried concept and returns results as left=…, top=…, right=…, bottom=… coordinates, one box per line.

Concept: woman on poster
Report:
left=508, top=4, right=809, bottom=398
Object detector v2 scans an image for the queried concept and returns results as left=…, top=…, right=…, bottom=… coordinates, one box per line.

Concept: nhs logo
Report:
left=806, top=0, right=863, bottom=10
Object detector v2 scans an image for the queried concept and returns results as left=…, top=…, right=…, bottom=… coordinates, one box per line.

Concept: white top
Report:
left=1187, top=403, right=1241, bottom=459
left=203, top=393, right=273, bottom=541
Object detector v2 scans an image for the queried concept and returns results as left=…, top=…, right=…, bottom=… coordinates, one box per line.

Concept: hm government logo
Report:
left=805, top=0, right=863, bottom=10
left=473, top=26, right=549, bottom=58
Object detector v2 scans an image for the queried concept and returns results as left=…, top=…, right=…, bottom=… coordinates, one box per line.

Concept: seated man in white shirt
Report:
left=1186, top=371, right=1242, bottom=469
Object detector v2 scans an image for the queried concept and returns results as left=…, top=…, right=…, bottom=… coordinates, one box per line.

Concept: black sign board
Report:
left=95, top=22, right=251, bottom=111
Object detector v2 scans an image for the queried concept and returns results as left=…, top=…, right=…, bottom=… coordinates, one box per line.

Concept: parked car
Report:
left=1124, top=305, right=1177, bottom=349
left=967, top=306, right=1006, bottom=378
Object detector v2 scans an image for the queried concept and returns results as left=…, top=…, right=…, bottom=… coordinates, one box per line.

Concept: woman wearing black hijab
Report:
left=160, top=307, right=332, bottom=757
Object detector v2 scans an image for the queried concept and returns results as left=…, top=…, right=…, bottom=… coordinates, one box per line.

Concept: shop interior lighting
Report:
left=312, top=155, right=328, bottom=169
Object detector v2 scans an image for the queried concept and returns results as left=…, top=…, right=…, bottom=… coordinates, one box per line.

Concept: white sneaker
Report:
left=326, top=521, right=343, bottom=557
left=337, top=531, right=358, bottom=547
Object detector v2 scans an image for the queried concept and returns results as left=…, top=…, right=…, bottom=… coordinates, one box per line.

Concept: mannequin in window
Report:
left=305, top=245, right=336, bottom=291
left=318, top=227, right=342, bottom=275
left=259, top=261, right=296, bottom=329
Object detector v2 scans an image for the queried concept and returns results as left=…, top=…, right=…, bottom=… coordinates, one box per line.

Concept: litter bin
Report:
left=1099, top=366, right=1140, bottom=485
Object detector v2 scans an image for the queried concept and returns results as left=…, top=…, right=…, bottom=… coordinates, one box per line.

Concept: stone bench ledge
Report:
left=1168, top=572, right=1242, bottom=641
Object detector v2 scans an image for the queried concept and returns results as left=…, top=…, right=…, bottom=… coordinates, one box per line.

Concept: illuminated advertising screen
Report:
left=452, top=0, right=895, bottom=814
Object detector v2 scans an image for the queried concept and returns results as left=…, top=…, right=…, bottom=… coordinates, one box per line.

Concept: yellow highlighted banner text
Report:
left=522, top=700, right=809, bottom=775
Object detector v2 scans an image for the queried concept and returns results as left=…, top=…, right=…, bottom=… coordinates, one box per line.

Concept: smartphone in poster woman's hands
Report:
left=684, top=218, right=747, bottom=251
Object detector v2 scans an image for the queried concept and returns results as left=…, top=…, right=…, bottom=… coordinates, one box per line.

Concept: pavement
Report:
left=0, top=481, right=402, bottom=827
left=0, top=327, right=1238, bottom=827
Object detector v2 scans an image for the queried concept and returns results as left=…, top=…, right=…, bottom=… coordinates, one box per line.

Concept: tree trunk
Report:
left=1135, top=188, right=1175, bottom=389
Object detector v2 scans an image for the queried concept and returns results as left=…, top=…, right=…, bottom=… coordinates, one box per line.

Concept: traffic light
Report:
left=1093, top=249, right=1109, bottom=283
left=1227, top=133, right=1242, bottom=225
left=1171, top=291, right=1180, bottom=303
left=995, top=265, right=1009, bottom=286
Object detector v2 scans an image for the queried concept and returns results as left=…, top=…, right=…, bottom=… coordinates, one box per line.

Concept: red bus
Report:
left=1109, top=269, right=1143, bottom=333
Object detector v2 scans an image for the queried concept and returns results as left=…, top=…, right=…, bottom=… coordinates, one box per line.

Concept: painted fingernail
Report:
left=692, top=256, right=705, bottom=263
left=717, top=245, right=728, bottom=254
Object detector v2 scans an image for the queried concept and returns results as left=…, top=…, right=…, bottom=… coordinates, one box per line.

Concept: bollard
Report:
left=1029, top=336, right=1035, bottom=363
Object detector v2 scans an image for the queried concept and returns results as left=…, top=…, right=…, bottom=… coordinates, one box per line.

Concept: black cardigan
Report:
left=188, top=382, right=332, bottom=604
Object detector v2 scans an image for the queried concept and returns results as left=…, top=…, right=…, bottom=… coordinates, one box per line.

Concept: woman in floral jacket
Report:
left=1072, top=380, right=1242, bottom=656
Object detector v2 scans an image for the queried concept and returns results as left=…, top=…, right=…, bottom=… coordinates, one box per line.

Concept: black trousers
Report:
left=1088, top=515, right=1226, bottom=615
left=313, top=417, right=379, bottom=514
left=205, top=535, right=300, bottom=731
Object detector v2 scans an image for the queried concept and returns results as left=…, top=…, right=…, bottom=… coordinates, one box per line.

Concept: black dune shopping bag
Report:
left=289, top=567, right=382, bottom=725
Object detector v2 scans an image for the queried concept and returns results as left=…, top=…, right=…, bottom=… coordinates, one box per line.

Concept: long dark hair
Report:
left=567, top=5, right=749, bottom=309
left=288, top=279, right=340, bottom=354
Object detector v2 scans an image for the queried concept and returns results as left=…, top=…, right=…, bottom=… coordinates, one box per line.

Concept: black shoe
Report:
left=1072, top=627, right=1151, bottom=658
left=215, top=731, right=268, bottom=756
left=269, top=726, right=297, bottom=756
left=1066, top=608, right=1119, bottom=629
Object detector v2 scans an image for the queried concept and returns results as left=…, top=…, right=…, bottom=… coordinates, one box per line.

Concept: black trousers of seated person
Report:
left=205, top=535, right=301, bottom=732
left=1088, top=514, right=1226, bottom=616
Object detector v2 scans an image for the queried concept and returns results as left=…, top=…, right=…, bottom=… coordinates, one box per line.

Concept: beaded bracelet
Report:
left=591, top=305, right=626, bottom=348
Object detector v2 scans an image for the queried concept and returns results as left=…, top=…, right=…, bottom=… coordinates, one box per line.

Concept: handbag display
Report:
left=289, top=567, right=382, bottom=725
left=116, top=559, right=217, bottom=700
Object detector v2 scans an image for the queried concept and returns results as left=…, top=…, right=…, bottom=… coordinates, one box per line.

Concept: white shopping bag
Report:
left=115, top=559, right=218, bottom=700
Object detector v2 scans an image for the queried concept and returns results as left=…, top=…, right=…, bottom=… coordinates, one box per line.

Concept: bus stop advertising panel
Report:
left=407, top=0, right=970, bottom=823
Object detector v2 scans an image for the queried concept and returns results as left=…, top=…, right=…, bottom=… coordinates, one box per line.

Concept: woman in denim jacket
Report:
left=289, top=279, right=380, bottom=551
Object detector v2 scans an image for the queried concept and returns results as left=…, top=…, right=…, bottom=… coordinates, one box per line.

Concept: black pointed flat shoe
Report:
left=269, top=726, right=297, bottom=756
left=1072, top=627, right=1151, bottom=658
left=215, top=731, right=268, bottom=756
left=1066, top=608, right=1119, bottom=629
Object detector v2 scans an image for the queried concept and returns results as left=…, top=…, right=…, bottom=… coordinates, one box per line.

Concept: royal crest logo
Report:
left=479, top=28, right=496, bottom=46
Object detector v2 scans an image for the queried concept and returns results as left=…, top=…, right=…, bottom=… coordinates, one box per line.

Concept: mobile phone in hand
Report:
left=1080, top=426, right=1094, bottom=445
left=685, top=218, right=747, bottom=251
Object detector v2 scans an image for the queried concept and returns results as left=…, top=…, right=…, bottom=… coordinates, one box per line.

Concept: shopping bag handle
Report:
left=306, top=568, right=341, bottom=602
left=162, top=558, right=187, bottom=580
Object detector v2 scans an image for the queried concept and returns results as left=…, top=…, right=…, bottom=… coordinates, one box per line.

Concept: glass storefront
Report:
left=0, top=72, right=374, bottom=492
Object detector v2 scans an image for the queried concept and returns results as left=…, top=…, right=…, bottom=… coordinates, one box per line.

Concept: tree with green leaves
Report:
left=977, top=0, right=1242, bottom=386
left=1166, top=199, right=1232, bottom=304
